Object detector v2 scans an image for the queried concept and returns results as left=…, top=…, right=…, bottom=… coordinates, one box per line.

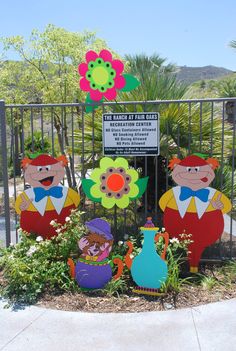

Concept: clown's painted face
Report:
left=24, top=162, right=65, bottom=189
left=79, top=233, right=113, bottom=257
left=172, top=164, right=215, bottom=190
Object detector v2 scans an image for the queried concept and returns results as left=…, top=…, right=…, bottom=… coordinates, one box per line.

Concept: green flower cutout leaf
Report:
left=130, top=176, right=149, bottom=200
left=120, top=74, right=140, bottom=92
left=81, top=179, right=101, bottom=203
left=85, top=93, right=103, bottom=113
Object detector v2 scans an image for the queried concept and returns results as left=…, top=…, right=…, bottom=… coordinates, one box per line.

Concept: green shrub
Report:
left=218, top=260, right=236, bottom=286
left=24, top=131, right=51, bottom=157
left=103, top=278, right=128, bottom=297
left=159, top=234, right=192, bottom=295
left=200, top=276, right=219, bottom=291
left=0, top=210, right=86, bottom=303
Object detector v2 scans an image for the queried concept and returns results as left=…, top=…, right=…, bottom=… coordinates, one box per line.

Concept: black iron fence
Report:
left=0, top=98, right=236, bottom=260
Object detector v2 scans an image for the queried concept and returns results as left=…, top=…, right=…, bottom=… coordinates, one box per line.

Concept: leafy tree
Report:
left=1, top=25, right=107, bottom=103
left=0, top=24, right=107, bottom=185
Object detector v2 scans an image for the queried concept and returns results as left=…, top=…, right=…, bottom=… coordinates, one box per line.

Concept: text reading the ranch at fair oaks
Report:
left=102, top=112, right=160, bottom=156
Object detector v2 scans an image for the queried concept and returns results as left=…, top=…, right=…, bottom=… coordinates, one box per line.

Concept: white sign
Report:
left=102, top=112, right=159, bottom=156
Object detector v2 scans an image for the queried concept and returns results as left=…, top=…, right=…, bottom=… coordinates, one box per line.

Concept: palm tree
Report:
left=122, top=53, right=186, bottom=102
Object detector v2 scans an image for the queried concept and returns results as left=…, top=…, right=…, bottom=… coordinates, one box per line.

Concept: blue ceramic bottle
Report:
left=130, top=218, right=168, bottom=289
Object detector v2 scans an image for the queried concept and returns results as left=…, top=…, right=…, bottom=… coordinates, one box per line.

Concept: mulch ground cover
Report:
left=35, top=267, right=236, bottom=313
left=1, top=261, right=235, bottom=313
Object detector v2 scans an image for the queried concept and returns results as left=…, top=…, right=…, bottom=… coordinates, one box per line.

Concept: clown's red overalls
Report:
left=15, top=186, right=80, bottom=239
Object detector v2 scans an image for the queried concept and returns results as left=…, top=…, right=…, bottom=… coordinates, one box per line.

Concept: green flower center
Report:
left=92, top=66, right=109, bottom=85
left=86, top=58, right=116, bottom=92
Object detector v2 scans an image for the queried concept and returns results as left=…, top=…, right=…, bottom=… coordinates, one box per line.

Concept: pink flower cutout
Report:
left=78, top=49, right=126, bottom=101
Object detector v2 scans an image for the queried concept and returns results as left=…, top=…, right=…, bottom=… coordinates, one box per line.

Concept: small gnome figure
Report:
left=15, top=154, right=80, bottom=239
left=159, top=155, right=232, bottom=272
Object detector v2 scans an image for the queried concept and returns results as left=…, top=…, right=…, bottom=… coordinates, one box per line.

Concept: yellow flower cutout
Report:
left=82, top=157, right=148, bottom=209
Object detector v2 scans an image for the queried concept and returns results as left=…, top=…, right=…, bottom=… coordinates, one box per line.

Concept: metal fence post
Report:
left=0, top=100, right=11, bottom=246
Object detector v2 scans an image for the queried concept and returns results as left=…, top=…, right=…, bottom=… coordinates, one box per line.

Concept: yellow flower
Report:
left=82, top=157, right=148, bottom=209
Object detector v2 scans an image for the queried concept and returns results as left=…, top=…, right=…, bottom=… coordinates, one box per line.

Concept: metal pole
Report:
left=0, top=100, right=11, bottom=247
left=229, top=102, right=236, bottom=259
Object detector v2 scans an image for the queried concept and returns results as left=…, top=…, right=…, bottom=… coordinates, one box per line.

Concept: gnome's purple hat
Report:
left=85, top=218, right=113, bottom=240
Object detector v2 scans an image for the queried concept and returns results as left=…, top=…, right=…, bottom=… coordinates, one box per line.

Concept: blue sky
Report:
left=1, top=0, right=236, bottom=70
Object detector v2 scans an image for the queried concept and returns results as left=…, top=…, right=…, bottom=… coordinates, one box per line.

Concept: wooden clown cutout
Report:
left=68, top=218, right=124, bottom=289
left=15, top=154, right=80, bottom=239
left=159, top=155, right=232, bottom=273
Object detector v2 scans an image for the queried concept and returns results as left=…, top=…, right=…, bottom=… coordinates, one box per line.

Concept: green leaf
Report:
left=130, top=176, right=149, bottom=200
left=81, top=179, right=101, bottom=203
left=120, top=74, right=140, bottom=92
left=85, top=93, right=103, bottom=113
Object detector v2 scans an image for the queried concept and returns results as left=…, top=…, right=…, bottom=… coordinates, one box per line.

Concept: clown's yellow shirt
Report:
left=15, top=188, right=80, bottom=214
left=159, top=188, right=232, bottom=214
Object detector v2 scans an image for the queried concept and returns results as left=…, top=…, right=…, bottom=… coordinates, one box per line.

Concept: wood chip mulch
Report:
left=36, top=283, right=236, bottom=313
left=1, top=265, right=235, bottom=313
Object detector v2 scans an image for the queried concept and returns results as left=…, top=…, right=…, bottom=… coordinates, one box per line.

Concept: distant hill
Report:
left=176, top=65, right=233, bottom=85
